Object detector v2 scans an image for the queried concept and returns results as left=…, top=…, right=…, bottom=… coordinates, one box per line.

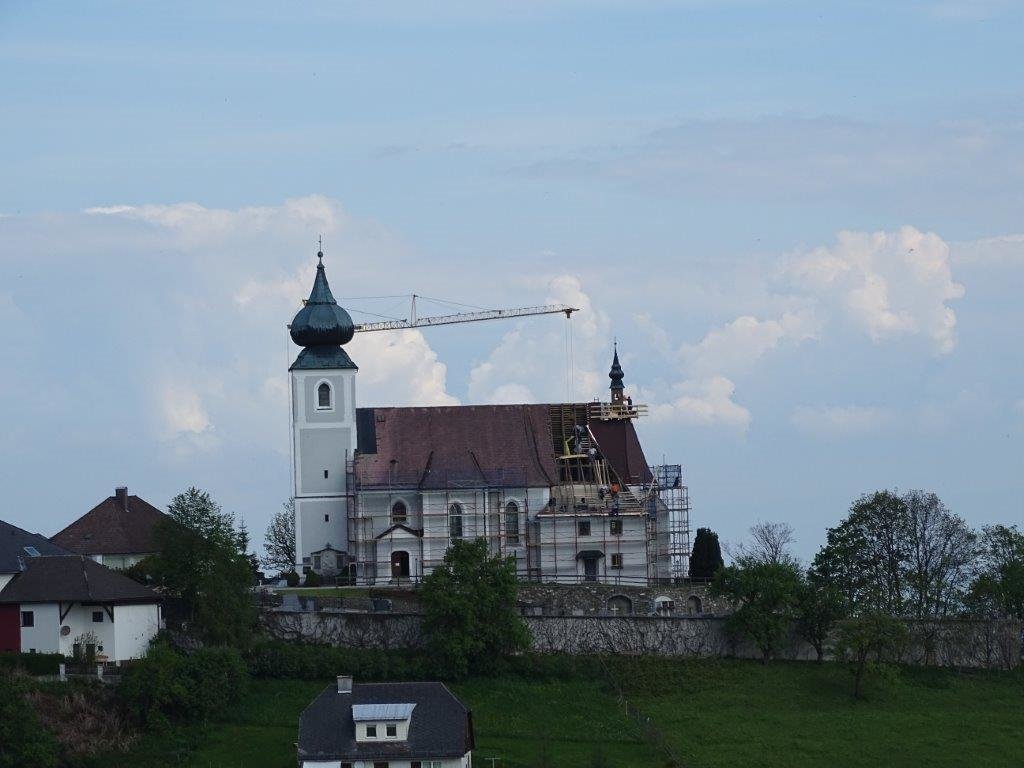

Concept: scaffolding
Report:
left=344, top=403, right=691, bottom=586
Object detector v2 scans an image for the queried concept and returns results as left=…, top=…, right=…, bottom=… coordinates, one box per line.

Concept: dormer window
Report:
left=316, top=381, right=333, bottom=410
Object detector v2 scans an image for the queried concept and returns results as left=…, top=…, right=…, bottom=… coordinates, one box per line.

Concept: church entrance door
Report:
left=391, top=550, right=410, bottom=581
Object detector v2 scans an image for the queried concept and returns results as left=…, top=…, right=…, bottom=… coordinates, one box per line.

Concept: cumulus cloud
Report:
left=468, top=274, right=610, bottom=404
left=681, top=311, right=819, bottom=379
left=791, top=405, right=889, bottom=436
left=348, top=330, right=459, bottom=407
left=649, top=377, right=751, bottom=430
left=786, top=226, right=965, bottom=353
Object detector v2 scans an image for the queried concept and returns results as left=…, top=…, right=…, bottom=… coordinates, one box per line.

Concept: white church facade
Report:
left=289, top=251, right=690, bottom=586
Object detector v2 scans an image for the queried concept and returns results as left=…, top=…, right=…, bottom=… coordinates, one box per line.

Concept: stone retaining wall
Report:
left=260, top=609, right=1020, bottom=669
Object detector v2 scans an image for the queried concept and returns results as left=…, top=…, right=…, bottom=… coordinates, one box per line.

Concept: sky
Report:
left=1, top=1, right=1022, bottom=562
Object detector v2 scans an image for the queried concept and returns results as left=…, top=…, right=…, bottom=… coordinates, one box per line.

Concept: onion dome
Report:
left=290, top=251, right=355, bottom=347
left=609, top=343, right=625, bottom=392
left=289, top=251, right=358, bottom=371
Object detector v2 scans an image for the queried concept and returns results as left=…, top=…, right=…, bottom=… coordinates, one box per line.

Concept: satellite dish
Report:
left=60, top=625, right=71, bottom=636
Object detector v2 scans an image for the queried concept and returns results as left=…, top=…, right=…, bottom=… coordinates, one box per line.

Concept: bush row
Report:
left=0, top=652, right=64, bottom=676
left=243, top=639, right=584, bottom=682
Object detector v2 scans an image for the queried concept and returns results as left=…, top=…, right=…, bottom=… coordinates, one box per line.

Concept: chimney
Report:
left=337, top=675, right=353, bottom=694
left=115, top=487, right=128, bottom=512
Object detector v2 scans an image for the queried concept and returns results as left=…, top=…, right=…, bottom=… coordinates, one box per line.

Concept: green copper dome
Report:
left=289, top=251, right=358, bottom=371
left=290, top=252, right=355, bottom=347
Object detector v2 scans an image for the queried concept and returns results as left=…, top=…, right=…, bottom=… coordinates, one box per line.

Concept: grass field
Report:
left=108, top=659, right=1023, bottom=768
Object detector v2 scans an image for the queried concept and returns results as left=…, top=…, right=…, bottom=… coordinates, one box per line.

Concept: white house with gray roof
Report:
left=297, top=676, right=474, bottom=768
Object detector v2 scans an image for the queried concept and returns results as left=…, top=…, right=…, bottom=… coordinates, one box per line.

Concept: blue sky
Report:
left=1, top=1, right=1021, bottom=560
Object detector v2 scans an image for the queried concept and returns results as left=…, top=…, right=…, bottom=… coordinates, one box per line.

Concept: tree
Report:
left=711, top=558, right=802, bottom=663
left=690, top=527, right=724, bottom=580
left=970, top=525, right=1024, bottom=620
left=263, top=499, right=297, bottom=574
left=151, top=487, right=256, bottom=645
left=0, top=674, right=59, bottom=768
left=832, top=612, right=908, bottom=700
left=794, top=568, right=847, bottom=662
left=420, top=538, right=530, bottom=678
left=903, top=490, right=977, bottom=618
left=732, top=521, right=798, bottom=567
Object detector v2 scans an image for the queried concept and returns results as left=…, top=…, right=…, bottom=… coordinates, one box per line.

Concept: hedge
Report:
left=0, top=652, right=64, bottom=676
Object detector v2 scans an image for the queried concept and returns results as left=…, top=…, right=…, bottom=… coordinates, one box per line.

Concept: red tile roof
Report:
left=51, top=492, right=165, bottom=556
left=355, top=405, right=557, bottom=490
left=589, top=419, right=654, bottom=485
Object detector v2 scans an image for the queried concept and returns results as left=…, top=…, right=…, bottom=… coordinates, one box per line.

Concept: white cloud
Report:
left=348, top=330, right=459, bottom=407
left=791, top=405, right=889, bottom=436
left=160, top=382, right=214, bottom=440
left=649, top=377, right=751, bottom=430
left=951, top=233, right=1024, bottom=265
left=681, top=311, right=819, bottom=379
left=468, top=274, right=610, bottom=404
left=786, top=226, right=965, bottom=353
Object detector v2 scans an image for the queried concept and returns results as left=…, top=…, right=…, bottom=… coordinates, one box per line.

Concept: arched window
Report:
left=687, top=595, right=703, bottom=615
left=448, top=503, right=463, bottom=540
left=504, top=501, right=520, bottom=545
left=316, top=381, right=332, bottom=410
left=391, top=500, right=408, bottom=525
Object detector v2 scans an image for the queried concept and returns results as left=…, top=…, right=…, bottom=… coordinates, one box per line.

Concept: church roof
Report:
left=51, top=490, right=165, bottom=556
left=354, top=405, right=557, bottom=490
left=589, top=419, right=654, bottom=485
left=608, top=345, right=624, bottom=391
left=289, top=251, right=356, bottom=369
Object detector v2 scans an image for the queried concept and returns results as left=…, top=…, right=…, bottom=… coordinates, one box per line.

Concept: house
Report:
left=0, top=519, right=74, bottom=592
left=298, top=676, right=474, bottom=768
left=288, top=251, right=692, bottom=586
left=51, top=486, right=165, bottom=570
left=0, top=555, right=161, bottom=661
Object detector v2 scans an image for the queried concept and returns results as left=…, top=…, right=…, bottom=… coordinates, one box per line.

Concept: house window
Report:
left=341, top=764, right=353, bottom=768
left=23, top=546, right=40, bottom=557
left=610, top=519, right=623, bottom=536
left=386, top=723, right=397, bottom=737
left=92, top=611, right=104, bottom=623
left=391, top=500, right=408, bottom=524
left=20, top=611, right=33, bottom=627
left=578, top=520, right=591, bottom=536
left=316, top=381, right=333, bottom=410
left=324, top=470, right=329, bottom=479
left=505, top=501, right=520, bottom=545
left=412, top=763, right=443, bottom=768
left=366, top=724, right=377, bottom=738
left=324, top=514, right=330, bottom=522
left=448, top=503, right=464, bottom=540
left=611, top=553, right=623, bottom=569
left=313, top=555, right=321, bottom=570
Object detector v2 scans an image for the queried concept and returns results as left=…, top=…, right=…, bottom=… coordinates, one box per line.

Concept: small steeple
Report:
left=609, top=342, right=625, bottom=404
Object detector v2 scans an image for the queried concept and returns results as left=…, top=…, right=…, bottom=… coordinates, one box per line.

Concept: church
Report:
left=289, top=251, right=690, bottom=586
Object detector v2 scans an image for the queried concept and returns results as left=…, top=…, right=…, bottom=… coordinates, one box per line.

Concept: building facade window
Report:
left=386, top=724, right=397, bottom=737
left=448, top=503, right=464, bottom=540
left=20, top=611, right=33, bottom=627
left=611, top=553, right=623, bottom=569
left=316, top=381, right=333, bottom=410
left=578, top=520, right=591, bottom=536
left=505, top=501, right=520, bottom=545
left=366, top=725, right=377, bottom=738
left=92, top=611, right=104, bottom=623
left=610, top=519, right=623, bottom=535
left=391, top=500, right=408, bottom=524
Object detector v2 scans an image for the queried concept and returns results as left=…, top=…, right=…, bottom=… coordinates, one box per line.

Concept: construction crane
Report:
left=351, top=293, right=578, bottom=333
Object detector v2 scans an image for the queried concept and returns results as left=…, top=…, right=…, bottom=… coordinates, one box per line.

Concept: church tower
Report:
left=289, top=249, right=358, bottom=570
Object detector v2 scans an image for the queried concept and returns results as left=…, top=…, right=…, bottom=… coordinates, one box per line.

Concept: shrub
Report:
left=118, top=642, right=248, bottom=727
left=304, top=570, right=322, bottom=587
left=0, top=673, right=59, bottom=768
left=284, top=570, right=300, bottom=587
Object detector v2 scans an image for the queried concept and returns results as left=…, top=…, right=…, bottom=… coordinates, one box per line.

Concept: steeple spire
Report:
left=609, top=342, right=625, bottom=404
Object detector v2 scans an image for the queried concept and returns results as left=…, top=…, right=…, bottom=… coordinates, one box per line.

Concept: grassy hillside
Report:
left=108, top=659, right=1022, bottom=768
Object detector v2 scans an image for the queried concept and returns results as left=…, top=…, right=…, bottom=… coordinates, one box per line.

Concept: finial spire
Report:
left=317, top=235, right=324, bottom=263
left=609, top=342, right=625, bottom=404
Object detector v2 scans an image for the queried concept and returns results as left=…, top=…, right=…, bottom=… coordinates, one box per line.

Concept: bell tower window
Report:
left=316, top=381, right=333, bottom=410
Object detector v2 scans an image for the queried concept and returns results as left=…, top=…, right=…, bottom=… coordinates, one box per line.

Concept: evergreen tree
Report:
left=690, top=527, right=724, bottom=579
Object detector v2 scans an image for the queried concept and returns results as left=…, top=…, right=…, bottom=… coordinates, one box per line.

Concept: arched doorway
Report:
left=390, top=550, right=410, bottom=580
left=607, top=595, right=633, bottom=615
left=687, top=595, right=703, bottom=615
